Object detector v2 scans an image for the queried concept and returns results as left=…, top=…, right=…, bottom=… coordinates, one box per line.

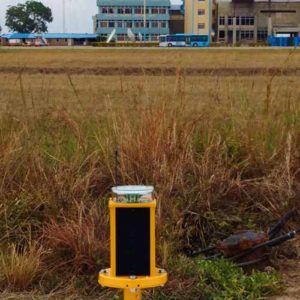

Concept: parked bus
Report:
left=159, top=34, right=209, bottom=47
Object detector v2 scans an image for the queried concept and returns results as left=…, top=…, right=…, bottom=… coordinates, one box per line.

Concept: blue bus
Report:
left=159, top=34, right=209, bottom=47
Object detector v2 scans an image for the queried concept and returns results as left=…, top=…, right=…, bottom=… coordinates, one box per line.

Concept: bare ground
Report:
left=0, top=66, right=300, bottom=76
left=270, top=237, right=300, bottom=300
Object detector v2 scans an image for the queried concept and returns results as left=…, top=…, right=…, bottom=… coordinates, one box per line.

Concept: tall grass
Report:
left=0, top=50, right=299, bottom=297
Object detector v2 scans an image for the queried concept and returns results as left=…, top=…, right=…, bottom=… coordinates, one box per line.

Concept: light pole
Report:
left=144, top=0, right=146, bottom=44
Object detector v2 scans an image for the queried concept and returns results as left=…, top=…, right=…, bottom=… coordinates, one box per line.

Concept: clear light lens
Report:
left=112, top=185, right=154, bottom=203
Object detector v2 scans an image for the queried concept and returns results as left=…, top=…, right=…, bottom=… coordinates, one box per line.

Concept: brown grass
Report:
left=0, top=48, right=300, bottom=298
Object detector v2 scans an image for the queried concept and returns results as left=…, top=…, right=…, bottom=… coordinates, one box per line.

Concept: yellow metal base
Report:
left=124, top=288, right=142, bottom=300
left=99, top=268, right=167, bottom=299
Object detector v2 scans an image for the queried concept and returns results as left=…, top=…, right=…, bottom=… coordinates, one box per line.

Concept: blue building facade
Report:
left=95, top=0, right=171, bottom=41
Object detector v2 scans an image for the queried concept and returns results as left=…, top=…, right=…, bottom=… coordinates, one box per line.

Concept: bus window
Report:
left=191, top=35, right=208, bottom=42
left=176, top=35, right=185, bottom=42
left=159, top=36, right=166, bottom=42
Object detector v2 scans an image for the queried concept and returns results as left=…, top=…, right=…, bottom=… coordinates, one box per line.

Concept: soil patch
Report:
left=1, top=66, right=300, bottom=76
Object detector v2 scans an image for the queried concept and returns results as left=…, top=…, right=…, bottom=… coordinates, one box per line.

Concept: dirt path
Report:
left=1, top=66, right=300, bottom=76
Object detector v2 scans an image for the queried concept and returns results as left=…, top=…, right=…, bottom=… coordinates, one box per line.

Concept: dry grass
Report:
left=0, top=243, right=44, bottom=291
left=0, top=48, right=300, bottom=298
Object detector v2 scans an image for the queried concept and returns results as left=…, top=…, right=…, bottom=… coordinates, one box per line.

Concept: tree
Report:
left=5, top=1, right=53, bottom=33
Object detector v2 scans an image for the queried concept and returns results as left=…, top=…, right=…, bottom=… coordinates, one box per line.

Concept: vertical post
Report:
left=63, top=0, right=66, bottom=33
left=124, top=288, right=142, bottom=300
left=224, top=16, right=228, bottom=44
left=144, top=0, right=146, bottom=44
left=254, top=16, right=258, bottom=43
left=233, top=16, right=236, bottom=46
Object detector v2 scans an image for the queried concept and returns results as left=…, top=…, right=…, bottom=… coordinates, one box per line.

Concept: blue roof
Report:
left=1, top=33, right=97, bottom=40
left=43, top=33, right=97, bottom=39
left=1, top=33, right=36, bottom=39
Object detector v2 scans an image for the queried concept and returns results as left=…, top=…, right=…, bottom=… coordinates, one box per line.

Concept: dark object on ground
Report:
left=187, top=210, right=300, bottom=267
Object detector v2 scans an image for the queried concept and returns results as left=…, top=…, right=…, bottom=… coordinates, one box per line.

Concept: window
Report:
left=118, top=8, right=124, bottom=14
left=219, top=16, right=225, bottom=25
left=142, top=8, right=149, bottom=14
left=117, top=21, right=123, bottom=28
left=102, top=7, right=108, bottom=13
left=241, top=16, right=254, bottom=26
left=152, top=21, right=159, bottom=28
left=241, top=30, right=254, bottom=40
left=135, top=8, right=142, bottom=14
left=135, top=21, right=142, bottom=28
left=228, top=16, right=233, bottom=25
left=198, top=9, right=205, bottom=15
left=236, top=16, right=240, bottom=25
left=126, top=21, right=133, bottom=28
left=152, top=7, right=159, bottom=14
left=257, top=29, right=268, bottom=41
left=191, top=35, right=208, bottom=42
left=219, top=30, right=225, bottom=39
left=160, top=21, right=167, bottom=28
left=108, top=8, right=114, bottom=14
left=198, top=23, right=205, bottom=29
left=100, top=21, right=108, bottom=28
left=125, top=8, right=132, bottom=14
left=108, top=21, right=115, bottom=27
left=159, top=8, right=166, bottom=14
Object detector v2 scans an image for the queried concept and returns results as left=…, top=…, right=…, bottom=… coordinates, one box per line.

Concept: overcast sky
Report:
left=0, top=0, right=182, bottom=33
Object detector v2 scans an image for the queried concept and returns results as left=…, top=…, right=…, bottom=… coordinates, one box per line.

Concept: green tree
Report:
left=5, top=1, right=53, bottom=33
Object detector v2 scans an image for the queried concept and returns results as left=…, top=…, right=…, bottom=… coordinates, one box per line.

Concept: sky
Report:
left=0, top=0, right=182, bottom=33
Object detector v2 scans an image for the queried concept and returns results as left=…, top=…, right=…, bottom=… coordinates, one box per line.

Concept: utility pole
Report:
left=144, top=0, right=146, bottom=44
left=63, top=0, right=66, bottom=33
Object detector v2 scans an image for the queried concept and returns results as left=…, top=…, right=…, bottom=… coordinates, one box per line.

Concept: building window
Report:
left=102, top=7, right=108, bottom=13
left=135, top=7, right=142, bottom=14
left=108, top=7, right=114, bottom=14
left=236, top=16, right=240, bottom=25
left=198, top=23, right=205, bottom=29
left=126, top=21, right=133, bottom=28
left=125, top=8, right=132, bottom=14
left=160, top=21, right=167, bottom=28
left=134, top=21, right=141, bottom=28
left=117, top=21, right=123, bottom=28
left=228, top=16, right=233, bottom=25
left=219, top=16, right=225, bottom=25
left=152, top=21, right=159, bottom=28
left=241, top=30, right=254, bottom=40
left=198, top=9, right=205, bottom=15
left=257, top=29, right=268, bottom=41
left=152, top=7, right=159, bottom=14
left=100, top=21, right=108, bottom=28
left=219, top=30, right=225, bottom=39
left=159, top=8, right=166, bottom=14
left=117, top=8, right=124, bottom=14
left=108, top=21, right=115, bottom=27
left=241, top=16, right=254, bottom=26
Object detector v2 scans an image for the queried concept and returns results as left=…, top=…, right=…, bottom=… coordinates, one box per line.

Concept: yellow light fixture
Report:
left=99, top=185, right=167, bottom=300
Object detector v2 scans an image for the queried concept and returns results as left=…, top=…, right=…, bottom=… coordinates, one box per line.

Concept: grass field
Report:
left=0, top=48, right=300, bottom=299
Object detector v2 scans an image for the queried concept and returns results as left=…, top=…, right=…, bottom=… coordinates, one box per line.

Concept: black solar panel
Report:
left=115, top=208, right=150, bottom=276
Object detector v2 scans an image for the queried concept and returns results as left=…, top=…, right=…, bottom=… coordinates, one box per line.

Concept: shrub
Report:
left=0, top=243, right=44, bottom=291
